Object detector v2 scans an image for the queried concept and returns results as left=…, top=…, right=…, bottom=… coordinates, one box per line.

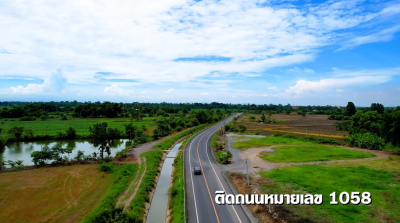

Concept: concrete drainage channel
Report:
left=146, top=143, right=182, bottom=223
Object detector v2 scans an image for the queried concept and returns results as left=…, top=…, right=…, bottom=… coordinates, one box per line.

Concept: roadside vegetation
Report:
left=259, top=145, right=375, bottom=163
left=168, top=149, right=185, bottom=223
left=125, top=150, right=163, bottom=222
left=210, top=130, right=232, bottom=164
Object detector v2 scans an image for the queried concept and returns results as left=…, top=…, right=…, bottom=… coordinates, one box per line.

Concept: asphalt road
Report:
left=185, top=114, right=252, bottom=223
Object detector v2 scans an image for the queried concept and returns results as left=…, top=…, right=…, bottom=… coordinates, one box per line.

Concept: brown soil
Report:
left=229, top=173, right=274, bottom=223
left=236, top=114, right=348, bottom=141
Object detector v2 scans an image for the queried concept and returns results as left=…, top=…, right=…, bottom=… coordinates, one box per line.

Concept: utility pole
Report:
left=246, top=157, right=249, bottom=186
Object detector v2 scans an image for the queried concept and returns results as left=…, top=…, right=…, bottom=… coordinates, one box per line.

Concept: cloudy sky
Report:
left=1, top=0, right=400, bottom=106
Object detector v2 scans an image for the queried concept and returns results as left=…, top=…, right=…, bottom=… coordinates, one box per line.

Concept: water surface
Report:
left=1, top=139, right=130, bottom=166
left=146, top=143, right=182, bottom=223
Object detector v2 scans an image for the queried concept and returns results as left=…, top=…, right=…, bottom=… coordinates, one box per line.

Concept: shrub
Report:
left=238, top=124, right=246, bottom=133
left=216, top=151, right=232, bottom=164
left=116, top=151, right=127, bottom=158
left=254, top=130, right=261, bottom=135
left=99, top=163, right=114, bottom=173
left=19, top=116, right=36, bottom=121
left=40, top=115, right=49, bottom=121
left=60, top=115, right=67, bottom=120
left=346, top=132, right=385, bottom=150
left=65, top=127, right=77, bottom=139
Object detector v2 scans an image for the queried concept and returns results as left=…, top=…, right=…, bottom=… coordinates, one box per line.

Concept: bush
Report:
left=60, top=115, right=67, bottom=120
left=238, top=124, right=246, bottom=133
left=216, top=151, right=232, bottom=164
left=99, top=163, right=114, bottom=173
left=65, top=127, right=77, bottom=139
left=40, top=115, right=49, bottom=121
left=346, top=132, right=385, bottom=150
left=254, top=130, right=261, bottom=135
left=19, top=116, right=36, bottom=121
left=116, top=151, right=127, bottom=158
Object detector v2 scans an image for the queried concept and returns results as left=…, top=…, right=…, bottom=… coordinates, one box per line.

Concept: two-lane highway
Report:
left=185, top=115, right=251, bottom=223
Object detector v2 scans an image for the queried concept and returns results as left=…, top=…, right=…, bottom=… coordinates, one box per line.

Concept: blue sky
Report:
left=0, top=0, right=400, bottom=106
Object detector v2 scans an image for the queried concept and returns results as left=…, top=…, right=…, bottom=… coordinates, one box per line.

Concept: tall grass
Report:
left=168, top=152, right=185, bottom=223
left=81, top=163, right=138, bottom=223
left=126, top=150, right=163, bottom=222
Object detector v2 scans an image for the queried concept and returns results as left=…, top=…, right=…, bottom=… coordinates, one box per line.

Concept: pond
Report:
left=0, top=139, right=131, bottom=166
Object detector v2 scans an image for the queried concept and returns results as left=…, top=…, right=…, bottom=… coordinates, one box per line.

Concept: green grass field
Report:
left=0, top=117, right=157, bottom=138
left=231, top=135, right=314, bottom=150
left=259, top=145, right=375, bottom=163
left=261, top=163, right=400, bottom=222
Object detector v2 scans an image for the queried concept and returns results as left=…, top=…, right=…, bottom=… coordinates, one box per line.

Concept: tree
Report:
left=349, top=111, right=382, bottom=135
left=260, top=113, right=266, bottom=122
left=381, top=107, right=400, bottom=146
left=345, top=102, right=356, bottom=116
left=370, top=103, right=384, bottom=114
left=265, top=111, right=273, bottom=121
left=88, top=122, right=119, bottom=159
left=8, top=126, right=24, bottom=140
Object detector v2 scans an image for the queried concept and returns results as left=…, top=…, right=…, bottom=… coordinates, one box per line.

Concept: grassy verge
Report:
left=168, top=150, right=185, bottom=223
left=260, top=163, right=400, bottom=222
left=0, top=165, right=116, bottom=223
left=126, top=150, right=163, bottom=222
left=259, top=145, right=375, bottom=163
left=81, top=163, right=138, bottom=223
left=152, top=124, right=208, bottom=150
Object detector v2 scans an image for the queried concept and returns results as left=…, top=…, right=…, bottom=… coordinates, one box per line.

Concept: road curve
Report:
left=185, top=114, right=251, bottom=223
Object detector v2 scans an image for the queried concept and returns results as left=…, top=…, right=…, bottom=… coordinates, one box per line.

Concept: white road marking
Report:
left=204, top=121, right=243, bottom=223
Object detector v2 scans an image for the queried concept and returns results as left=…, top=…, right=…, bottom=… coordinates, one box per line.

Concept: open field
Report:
left=231, top=135, right=314, bottom=150
left=0, top=117, right=157, bottom=138
left=259, top=145, right=375, bottom=162
left=260, top=163, right=400, bottom=223
left=227, top=132, right=400, bottom=223
left=0, top=165, right=115, bottom=223
left=236, top=114, right=348, bottom=140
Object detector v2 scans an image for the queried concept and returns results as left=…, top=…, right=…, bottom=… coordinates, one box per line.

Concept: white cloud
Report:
left=10, top=68, right=67, bottom=94
left=0, top=0, right=398, bottom=87
left=332, top=67, right=340, bottom=71
left=268, top=86, right=277, bottom=90
left=287, top=67, right=315, bottom=73
left=166, top=88, right=174, bottom=93
left=336, top=89, right=346, bottom=92
left=285, top=76, right=391, bottom=96
left=339, top=25, right=400, bottom=50
left=200, top=92, right=208, bottom=96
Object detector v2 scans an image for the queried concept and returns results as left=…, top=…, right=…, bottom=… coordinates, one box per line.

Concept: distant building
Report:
left=337, top=107, right=341, bottom=109
left=292, top=106, right=299, bottom=109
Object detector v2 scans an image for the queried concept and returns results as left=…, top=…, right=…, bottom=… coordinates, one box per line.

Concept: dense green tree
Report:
left=349, top=111, right=382, bottom=135
left=88, top=122, right=120, bottom=159
left=370, top=103, right=384, bottom=114
left=381, top=107, right=400, bottom=146
left=345, top=102, right=356, bottom=116
left=7, top=126, right=24, bottom=140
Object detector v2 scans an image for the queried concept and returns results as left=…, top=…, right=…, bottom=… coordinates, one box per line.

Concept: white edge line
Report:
left=205, top=118, right=243, bottom=223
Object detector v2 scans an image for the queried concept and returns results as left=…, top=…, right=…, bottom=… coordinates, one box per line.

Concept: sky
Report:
left=0, top=0, right=400, bottom=106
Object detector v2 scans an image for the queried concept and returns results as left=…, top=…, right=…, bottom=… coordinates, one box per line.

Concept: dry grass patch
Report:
left=0, top=165, right=114, bottom=223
